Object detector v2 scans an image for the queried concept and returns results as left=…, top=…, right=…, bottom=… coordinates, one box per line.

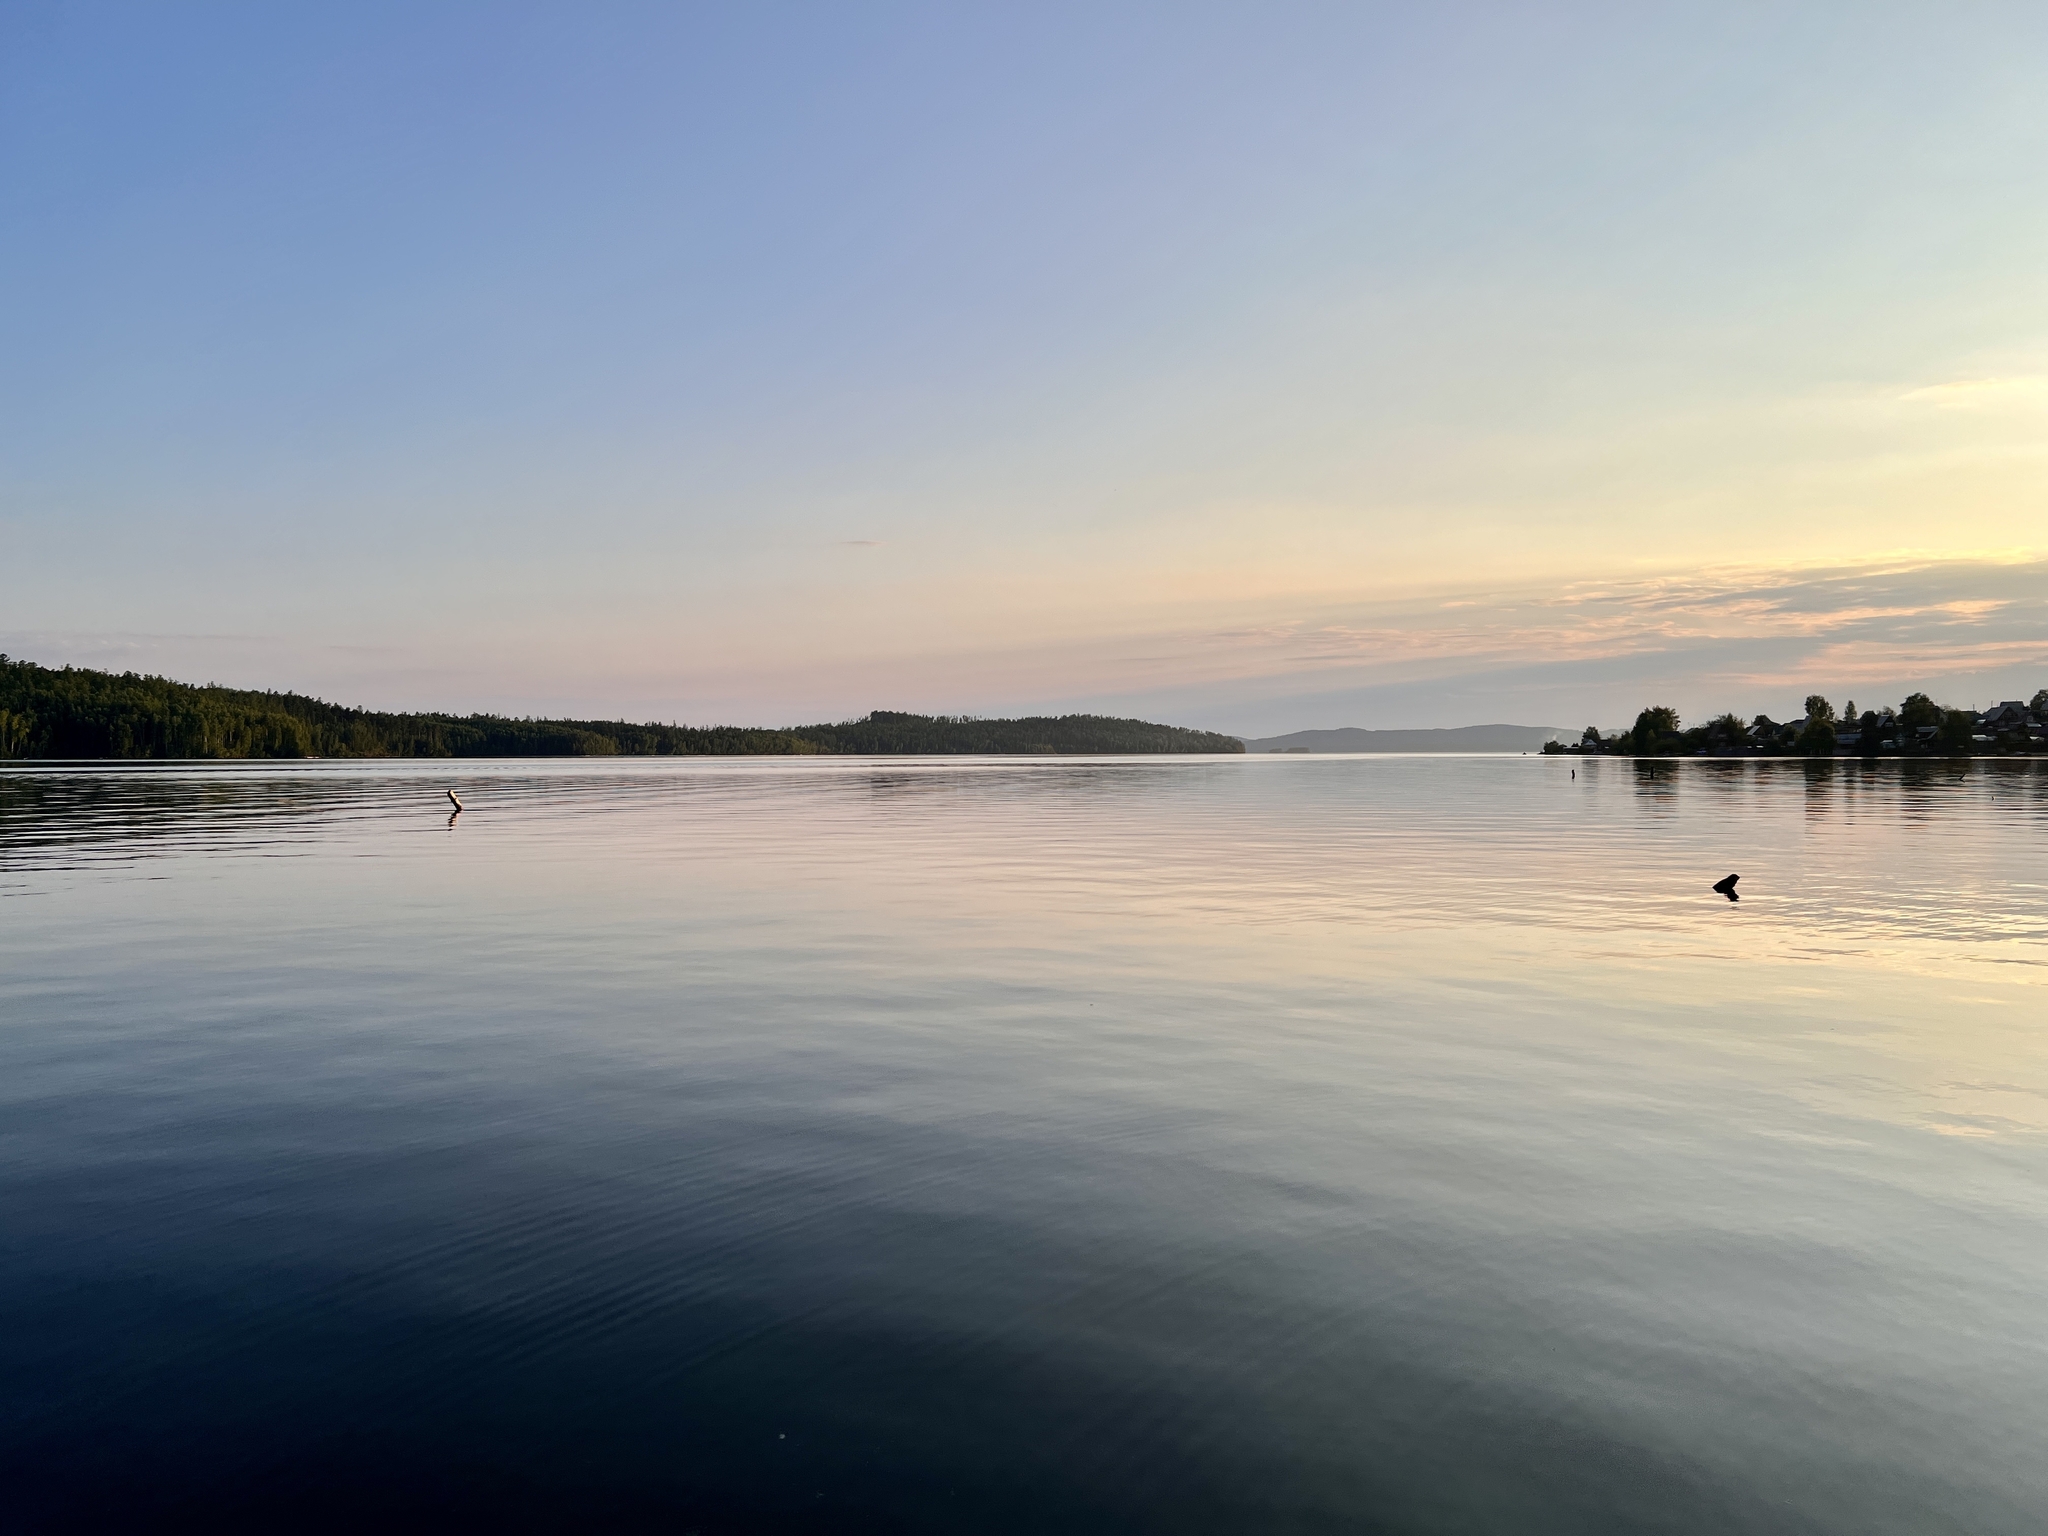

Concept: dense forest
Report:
left=1546, top=691, right=2048, bottom=758
left=0, top=657, right=1244, bottom=759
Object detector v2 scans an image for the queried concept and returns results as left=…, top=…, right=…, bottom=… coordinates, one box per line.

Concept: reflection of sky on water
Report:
left=3, top=756, right=2046, bottom=1531
left=8, top=755, right=2043, bottom=959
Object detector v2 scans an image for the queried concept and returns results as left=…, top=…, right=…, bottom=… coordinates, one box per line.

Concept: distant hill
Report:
left=0, top=657, right=1244, bottom=759
left=1242, top=724, right=1573, bottom=754
left=801, top=711, right=1242, bottom=756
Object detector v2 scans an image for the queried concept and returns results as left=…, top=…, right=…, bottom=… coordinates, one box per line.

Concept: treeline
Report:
left=794, top=710, right=1242, bottom=755
left=1545, top=690, right=2048, bottom=758
left=0, top=657, right=1243, bottom=759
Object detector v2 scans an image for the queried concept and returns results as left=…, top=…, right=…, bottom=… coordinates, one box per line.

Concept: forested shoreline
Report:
left=1546, top=692, right=2048, bottom=758
left=0, top=658, right=1244, bottom=759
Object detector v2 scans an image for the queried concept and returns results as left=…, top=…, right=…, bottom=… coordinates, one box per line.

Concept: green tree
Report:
left=0, top=656, right=1246, bottom=760
left=1898, top=692, right=1942, bottom=729
left=1630, top=706, right=1680, bottom=749
left=1804, top=695, right=1835, bottom=724
left=1797, top=715, right=1837, bottom=756
left=1937, top=710, right=1976, bottom=754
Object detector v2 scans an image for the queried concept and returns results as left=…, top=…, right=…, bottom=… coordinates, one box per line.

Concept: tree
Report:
left=1797, top=715, right=1837, bottom=756
left=1898, top=692, right=1942, bottom=729
left=1620, top=706, right=1681, bottom=755
left=2032, top=688, right=2047, bottom=716
left=1804, top=695, right=1835, bottom=724
left=1937, top=710, right=1976, bottom=754
left=0, top=656, right=1246, bottom=759
left=1705, top=713, right=1749, bottom=749
left=1632, top=706, right=1681, bottom=739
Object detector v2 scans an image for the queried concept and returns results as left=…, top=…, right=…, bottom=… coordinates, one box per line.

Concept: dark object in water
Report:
left=1712, top=873, right=1739, bottom=900
left=447, top=789, right=464, bottom=812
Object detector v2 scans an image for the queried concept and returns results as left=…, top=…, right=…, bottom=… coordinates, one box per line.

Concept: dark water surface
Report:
left=4, top=756, right=2046, bottom=1532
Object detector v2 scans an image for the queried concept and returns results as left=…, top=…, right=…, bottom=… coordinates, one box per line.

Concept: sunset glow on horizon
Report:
left=5, top=4, right=2045, bottom=731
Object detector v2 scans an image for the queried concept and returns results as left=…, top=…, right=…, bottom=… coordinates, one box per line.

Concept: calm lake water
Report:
left=4, top=755, right=2046, bottom=1533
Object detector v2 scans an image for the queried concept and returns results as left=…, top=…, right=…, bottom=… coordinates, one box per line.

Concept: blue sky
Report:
left=5, top=3, right=2045, bottom=730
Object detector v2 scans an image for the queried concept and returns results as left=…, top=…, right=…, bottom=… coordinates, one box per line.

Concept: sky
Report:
left=4, top=2, right=2045, bottom=733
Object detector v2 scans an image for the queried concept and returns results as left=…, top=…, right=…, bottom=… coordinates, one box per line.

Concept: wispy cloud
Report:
left=14, top=557, right=2043, bottom=734
left=1197, top=558, right=2040, bottom=675
left=1897, top=377, right=2048, bottom=410
left=1044, top=555, right=2048, bottom=732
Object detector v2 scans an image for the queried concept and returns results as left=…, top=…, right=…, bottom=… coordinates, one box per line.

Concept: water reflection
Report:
left=7, top=758, right=2047, bottom=957
left=2, top=756, right=2046, bottom=1531
left=1630, top=756, right=1679, bottom=813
